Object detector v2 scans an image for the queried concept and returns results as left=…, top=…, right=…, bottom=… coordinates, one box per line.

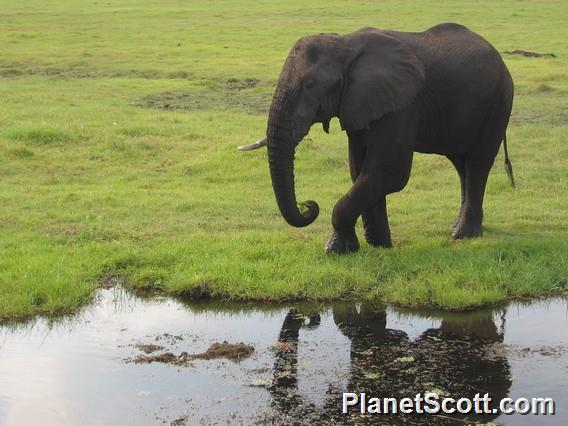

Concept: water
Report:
left=0, top=289, right=567, bottom=425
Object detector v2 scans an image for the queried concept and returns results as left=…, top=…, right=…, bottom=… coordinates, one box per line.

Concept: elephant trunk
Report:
left=267, top=85, right=319, bottom=228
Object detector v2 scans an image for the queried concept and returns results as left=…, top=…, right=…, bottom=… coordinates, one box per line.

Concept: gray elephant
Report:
left=240, top=23, right=514, bottom=254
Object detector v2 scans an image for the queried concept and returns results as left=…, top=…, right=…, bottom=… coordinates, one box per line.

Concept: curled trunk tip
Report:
left=267, top=139, right=319, bottom=228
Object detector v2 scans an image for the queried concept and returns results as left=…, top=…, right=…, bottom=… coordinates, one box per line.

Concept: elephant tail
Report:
left=503, top=133, right=515, bottom=188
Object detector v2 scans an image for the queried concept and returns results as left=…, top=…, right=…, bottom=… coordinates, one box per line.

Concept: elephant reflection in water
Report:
left=268, top=304, right=511, bottom=424
left=270, top=309, right=322, bottom=409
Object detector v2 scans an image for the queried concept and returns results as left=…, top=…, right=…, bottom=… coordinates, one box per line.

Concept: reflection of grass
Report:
left=1, top=0, right=568, bottom=320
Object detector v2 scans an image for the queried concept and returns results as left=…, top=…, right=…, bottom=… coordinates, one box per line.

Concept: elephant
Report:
left=239, top=23, right=515, bottom=254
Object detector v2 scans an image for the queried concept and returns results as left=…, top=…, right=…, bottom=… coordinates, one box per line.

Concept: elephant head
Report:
left=242, top=29, right=425, bottom=227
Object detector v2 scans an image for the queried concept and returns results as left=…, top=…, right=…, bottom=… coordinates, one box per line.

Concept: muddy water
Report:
left=0, top=290, right=567, bottom=425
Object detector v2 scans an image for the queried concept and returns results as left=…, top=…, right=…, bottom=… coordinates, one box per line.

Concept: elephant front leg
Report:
left=326, top=113, right=416, bottom=254
left=324, top=138, right=363, bottom=254
left=324, top=229, right=360, bottom=254
left=325, top=175, right=379, bottom=254
left=349, top=137, right=392, bottom=247
left=325, top=190, right=361, bottom=254
left=325, top=194, right=393, bottom=252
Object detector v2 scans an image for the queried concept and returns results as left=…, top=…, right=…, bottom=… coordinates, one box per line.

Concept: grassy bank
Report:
left=1, top=0, right=567, bottom=320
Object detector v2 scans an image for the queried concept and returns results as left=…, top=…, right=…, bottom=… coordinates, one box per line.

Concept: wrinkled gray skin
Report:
left=258, top=23, right=514, bottom=254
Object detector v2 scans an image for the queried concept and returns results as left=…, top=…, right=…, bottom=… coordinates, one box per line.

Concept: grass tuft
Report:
left=6, top=126, right=74, bottom=145
left=6, top=147, right=35, bottom=158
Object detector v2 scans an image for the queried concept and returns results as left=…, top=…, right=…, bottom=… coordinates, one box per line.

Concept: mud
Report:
left=137, top=86, right=270, bottom=114
left=192, top=341, right=254, bottom=362
left=226, top=77, right=259, bottom=89
left=1, top=289, right=567, bottom=425
left=510, top=95, right=568, bottom=125
left=134, top=351, right=190, bottom=366
left=0, top=62, right=271, bottom=115
left=0, top=63, right=189, bottom=80
left=135, top=343, right=164, bottom=354
left=130, top=340, right=254, bottom=365
left=504, top=49, right=557, bottom=58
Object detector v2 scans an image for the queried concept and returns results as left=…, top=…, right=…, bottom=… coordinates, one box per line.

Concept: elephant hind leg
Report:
left=452, top=89, right=511, bottom=240
left=452, top=155, right=492, bottom=239
left=452, top=133, right=504, bottom=239
left=448, top=155, right=467, bottom=230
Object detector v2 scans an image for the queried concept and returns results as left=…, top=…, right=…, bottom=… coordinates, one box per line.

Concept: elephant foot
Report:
left=452, top=220, right=483, bottom=239
left=325, top=232, right=360, bottom=255
left=364, top=231, right=393, bottom=248
left=451, top=217, right=460, bottom=230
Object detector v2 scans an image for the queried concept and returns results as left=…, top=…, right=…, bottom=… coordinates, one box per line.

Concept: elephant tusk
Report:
left=237, top=137, right=267, bottom=151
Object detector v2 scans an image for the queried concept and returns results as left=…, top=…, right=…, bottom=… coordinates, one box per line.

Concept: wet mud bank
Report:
left=0, top=288, right=567, bottom=425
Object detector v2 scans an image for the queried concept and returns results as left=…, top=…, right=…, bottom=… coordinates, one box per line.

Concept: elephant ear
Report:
left=339, top=31, right=426, bottom=131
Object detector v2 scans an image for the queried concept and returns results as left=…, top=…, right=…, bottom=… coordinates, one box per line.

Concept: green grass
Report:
left=1, top=0, right=567, bottom=320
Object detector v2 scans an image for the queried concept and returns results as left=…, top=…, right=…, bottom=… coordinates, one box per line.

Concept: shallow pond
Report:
left=1, top=289, right=567, bottom=425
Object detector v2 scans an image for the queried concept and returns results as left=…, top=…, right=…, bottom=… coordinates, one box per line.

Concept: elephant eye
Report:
left=305, top=79, right=316, bottom=89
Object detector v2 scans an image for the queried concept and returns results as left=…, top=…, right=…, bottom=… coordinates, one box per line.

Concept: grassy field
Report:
left=1, top=0, right=567, bottom=320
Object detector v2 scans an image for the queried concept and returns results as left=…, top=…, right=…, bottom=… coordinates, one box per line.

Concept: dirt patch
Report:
left=137, top=90, right=270, bottom=114
left=0, top=62, right=190, bottom=80
left=504, top=49, right=556, bottom=58
left=140, top=91, right=210, bottom=111
left=135, top=343, right=164, bottom=354
left=134, top=351, right=191, bottom=366
left=226, top=77, right=258, bottom=89
left=137, top=78, right=271, bottom=114
left=510, top=107, right=568, bottom=125
left=128, top=334, right=188, bottom=365
left=192, top=341, right=255, bottom=362
left=128, top=339, right=254, bottom=366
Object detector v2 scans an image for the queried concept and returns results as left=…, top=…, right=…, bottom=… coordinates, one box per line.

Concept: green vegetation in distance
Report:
left=0, top=0, right=567, bottom=320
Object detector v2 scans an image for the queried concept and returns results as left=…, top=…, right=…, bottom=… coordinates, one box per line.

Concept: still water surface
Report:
left=0, top=289, right=567, bottom=425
